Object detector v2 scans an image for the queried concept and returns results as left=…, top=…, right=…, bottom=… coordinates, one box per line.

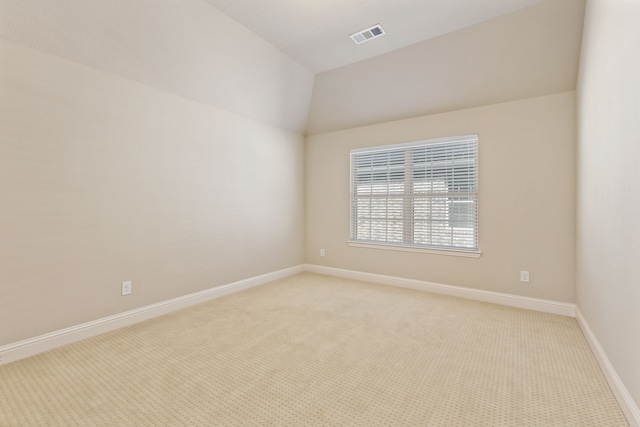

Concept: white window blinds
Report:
left=350, top=135, right=478, bottom=252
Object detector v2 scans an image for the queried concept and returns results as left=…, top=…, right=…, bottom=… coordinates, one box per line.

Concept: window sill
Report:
left=348, top=241, right=482, bottom=258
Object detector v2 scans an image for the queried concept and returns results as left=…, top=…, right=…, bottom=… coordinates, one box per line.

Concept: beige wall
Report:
left=0, top=39, right=305, bottom=346
left=577, top=0, right=640, bottom=409
left=306, top=92, right=576, bottom=303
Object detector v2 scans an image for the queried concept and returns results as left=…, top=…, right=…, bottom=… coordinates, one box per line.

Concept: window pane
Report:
left=351, top=135, right=478, bottom=251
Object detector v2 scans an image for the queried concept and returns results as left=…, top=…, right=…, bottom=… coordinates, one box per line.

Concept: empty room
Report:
left=1, top=0, right=638, bottom=425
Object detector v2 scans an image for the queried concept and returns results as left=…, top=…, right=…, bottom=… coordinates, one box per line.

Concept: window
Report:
left=350, top=135, right=478, bottom=255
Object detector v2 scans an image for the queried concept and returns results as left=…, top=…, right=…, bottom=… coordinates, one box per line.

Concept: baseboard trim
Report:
left=303, top=264, right=576, bottom=317
left=575, top=307, right=640, bottom=427
left=0, top=265, right=304, bottom=365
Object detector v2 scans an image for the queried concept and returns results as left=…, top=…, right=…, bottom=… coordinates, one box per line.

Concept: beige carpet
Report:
left=0, top=273, right=628, bottom=426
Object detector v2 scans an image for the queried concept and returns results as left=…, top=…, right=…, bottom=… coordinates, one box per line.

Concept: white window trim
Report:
left=348, top=241, right=482, bottom=258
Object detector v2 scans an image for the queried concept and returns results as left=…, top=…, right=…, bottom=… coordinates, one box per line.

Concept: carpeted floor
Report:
left=0, top=273, right=629, bottom=426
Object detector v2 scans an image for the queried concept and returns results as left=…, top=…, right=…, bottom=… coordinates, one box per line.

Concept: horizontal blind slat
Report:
left=351, top=135, right=478, bottom=251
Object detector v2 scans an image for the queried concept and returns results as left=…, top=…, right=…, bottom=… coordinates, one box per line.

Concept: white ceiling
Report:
left=0, top=0, right=585, bottom=135
left=202, top=0, right=546, bottom=72
left=306, top=0, right=586, bottom=134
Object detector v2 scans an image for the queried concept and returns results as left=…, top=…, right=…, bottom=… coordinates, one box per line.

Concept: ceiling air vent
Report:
left=350, top=24, right=385, bottom=45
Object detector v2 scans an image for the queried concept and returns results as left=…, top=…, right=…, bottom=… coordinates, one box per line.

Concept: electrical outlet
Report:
left=320, top=248, right=325, bottom=257
left=121, top=281, right=132, bottom=296
left=520, top=271, right=530, bottom=283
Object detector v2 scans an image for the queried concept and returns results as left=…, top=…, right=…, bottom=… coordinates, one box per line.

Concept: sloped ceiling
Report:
left=0, top=0, right=585, bottom=136
left=0, top=0, right=314, bottom=133
left=203, top=0, right=546, bottom=73
left=306, top=0, right=585, bottom=135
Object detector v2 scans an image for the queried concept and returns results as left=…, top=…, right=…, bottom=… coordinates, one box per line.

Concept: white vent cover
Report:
left=350, top=24, right=386, bottom=45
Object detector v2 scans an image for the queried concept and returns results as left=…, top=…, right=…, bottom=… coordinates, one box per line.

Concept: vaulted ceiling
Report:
left=202, top=0, right=547, bottom=73
left=204, top=0, right=585, bottom=134
left=307, top=0, right=586, bottom=134
left=0, top=0, right=585, bottom=135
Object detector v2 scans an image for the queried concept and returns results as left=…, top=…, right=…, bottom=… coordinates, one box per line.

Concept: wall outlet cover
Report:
left=122, top=281, right=132, bottom=296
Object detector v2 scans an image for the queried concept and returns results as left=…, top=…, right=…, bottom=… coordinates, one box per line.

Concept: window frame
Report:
left=349, top=135, right=481, bottom=258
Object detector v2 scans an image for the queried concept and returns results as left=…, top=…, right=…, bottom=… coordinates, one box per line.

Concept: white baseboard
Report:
left=0, top=265, right=304, bottom=365
left=575, top=308, right=640, bottom=427
left=303, top=264, right=576, bottom=317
